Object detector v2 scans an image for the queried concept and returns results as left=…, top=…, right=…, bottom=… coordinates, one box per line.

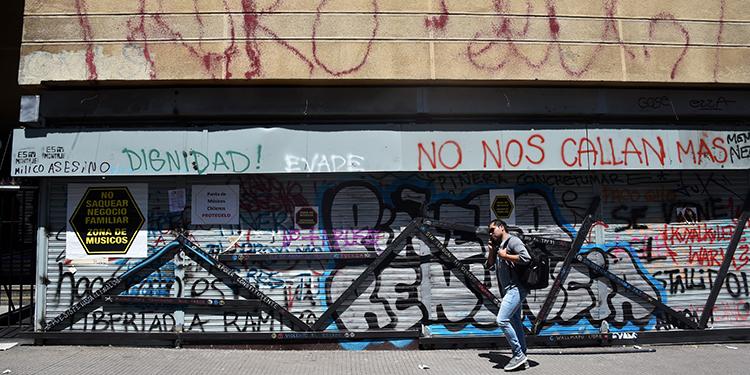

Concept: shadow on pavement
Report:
left=479, top=351, right=540, bottom=371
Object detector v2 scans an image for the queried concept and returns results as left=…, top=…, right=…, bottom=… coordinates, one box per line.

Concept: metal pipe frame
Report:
left=698, top=190, right=750, bottom=329
left=44, top=195, right=749, bottom=342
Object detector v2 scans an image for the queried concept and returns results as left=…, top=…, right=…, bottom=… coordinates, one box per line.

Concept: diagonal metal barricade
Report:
left=44, top=217, right=502, bottom=335
left=178, top=236, right=311, bottom=331
left=575, top=254, right=698, bottom=330
left=43, top=191, right=750, bottom=339
left=415, top=221, right=501, bottom=314
left=45, top=239, right=312, bottom=332
left=302, top=217, right=504, bottom=331
left=424, top=198, right=600, bottom=335
left=530, top=213, right=597, bottom=334
left=44, top=241, right=184, bottom=331
left=425, top=195, right=706, bottom=335
left=44, top=220, right=429, bottom=333
left=309, top=219, right=423, bottom=331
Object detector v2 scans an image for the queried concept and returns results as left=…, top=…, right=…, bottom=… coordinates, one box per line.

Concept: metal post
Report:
left=172, top=252, right=185, bottom=332
left=698, top=191, right=750, bottom=329
left=531, top=214, right=596, bottom=334
left=34, top=181, right=49, bottom=332
left=418, top=236, right=432, bottom=337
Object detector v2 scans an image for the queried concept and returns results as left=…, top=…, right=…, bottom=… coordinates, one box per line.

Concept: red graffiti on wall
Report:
left=312, top=0, right=380, bottom=77
left=688, top=300, right=750, bottom=323
left=71, top=0, right=727, bottom=81
left=482, top=134, right=546, bottom=168
left=655, top=220, right=750, bottom=270
left=417, top=140, right=463, bottom=171
left=675, top=137, right=728, bottom=165
left=644, top=13, right=690, bottom=80
left=239, top=175, right=309, bottom=216
left=465, top=0, right=636, bottom=77
left=455, top=0, right=725, bottom=80
left=588, top=220, right=610, bottom=243
left=424, top=0, right=449, bottom=31
left=416, top=132, right=728, bottom=171
left=713, top=0, right=727, bottom=82
left=74, top=0, right=380, bottom=80
left=561, top=136, right=668, bottom=168
left=74, top=0, right=98, bottom=80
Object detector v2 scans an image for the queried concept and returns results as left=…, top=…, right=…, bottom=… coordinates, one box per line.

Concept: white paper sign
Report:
left=168, top=189, right=186, bottom=212
left=191, top=185, right=240, bottom=225
left=66, top=183, right=148, bottom=259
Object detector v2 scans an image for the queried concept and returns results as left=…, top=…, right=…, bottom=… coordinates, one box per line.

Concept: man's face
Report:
left=489, top=223, right=504, bottom=240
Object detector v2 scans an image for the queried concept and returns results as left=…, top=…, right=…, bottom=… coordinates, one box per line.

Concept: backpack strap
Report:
left=500, top=238, right=510, bottom=251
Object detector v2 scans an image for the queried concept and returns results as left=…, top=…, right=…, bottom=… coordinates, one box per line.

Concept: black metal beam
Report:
left=35, top=87, right=750, bottom=123
left=310, top=219, right=421, bottom=331
left=22, top=329, right=421, bottom=346
left=181, top=329, right=421, bottom=342
left=45, top=220, right=423, bottom=335
left=25, top=331, right=177, bottom=340
left=218, top=252, right=377, bottom=263
left=426, top=219, right=572, bottom=249
left=27, top=327, right=750, bottom=347
left=417, top=221, right=501, bottom=313
left=43, top=241, right=183, bottom=331
left=516, top=235, right=572, bottom=250
left=0, top=304, right=33, bottom=326
left=406, top=218, right=599, bottom=329
left=698, top=190, right=750, bottom=329
left=532, top=199, right=599, bottom=335
left=576, top=254, right=698, bottom=330
left=419, top=332, right=636, bottom=349
left=178, top=236, right=311, bottom=332
left=102, top=296, right=261, bottom=311
left=51, top=206, right=737, bottom=344
left=419, top=328, right=750, bottom=349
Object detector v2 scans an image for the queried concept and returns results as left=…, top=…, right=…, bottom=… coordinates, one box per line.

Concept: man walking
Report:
left=485, top=219, right=532, bottom=371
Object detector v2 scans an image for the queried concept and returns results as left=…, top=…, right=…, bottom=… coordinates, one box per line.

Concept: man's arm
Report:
left=498, top=248, right=522, bottom=264
left=500, top=237, right=531, bottom=265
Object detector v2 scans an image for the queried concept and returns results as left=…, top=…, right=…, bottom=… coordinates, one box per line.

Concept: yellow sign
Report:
left=492, top=195, right=514, bottom=219
left=69, top=187, right=145, bottom=255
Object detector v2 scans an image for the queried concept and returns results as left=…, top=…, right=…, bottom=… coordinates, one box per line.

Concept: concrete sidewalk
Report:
left=0, top=343, right=748, bottom=375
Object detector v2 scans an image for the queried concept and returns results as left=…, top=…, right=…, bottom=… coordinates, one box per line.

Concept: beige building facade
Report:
left=19, top=0, right=750, bottom=84
left=15, top=1, right=750, bottom=348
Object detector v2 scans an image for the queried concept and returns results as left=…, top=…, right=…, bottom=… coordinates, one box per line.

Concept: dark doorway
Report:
left=0, top=187, right=37, bottom=334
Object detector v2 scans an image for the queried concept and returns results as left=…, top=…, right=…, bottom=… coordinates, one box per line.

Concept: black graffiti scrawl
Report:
left=43, top=172, right=750, bottom=344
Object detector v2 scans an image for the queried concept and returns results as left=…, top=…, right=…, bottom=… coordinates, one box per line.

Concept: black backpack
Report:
left=502, top=238, right=550, bottom=290
left=519, top=247, right=550, bottom=289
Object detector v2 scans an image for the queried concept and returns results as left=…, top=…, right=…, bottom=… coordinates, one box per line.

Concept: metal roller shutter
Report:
left=41, top=170, right=749, bottom=340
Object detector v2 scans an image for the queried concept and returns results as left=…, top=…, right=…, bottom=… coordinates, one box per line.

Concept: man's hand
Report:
left=499, top=247, right=519, bottom=266
left=498, top=247, right=508, bottom=260
left=485, top=240, right=498, bottom=270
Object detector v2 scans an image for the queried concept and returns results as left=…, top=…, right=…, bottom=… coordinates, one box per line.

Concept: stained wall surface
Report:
left=19, top=0, right=750, bottom=84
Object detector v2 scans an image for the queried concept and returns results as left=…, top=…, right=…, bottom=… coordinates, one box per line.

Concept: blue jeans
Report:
left=496, top=285, right=528, bottom=358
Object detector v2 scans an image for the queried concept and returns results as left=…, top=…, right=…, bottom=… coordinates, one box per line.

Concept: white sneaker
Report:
left=504, top=354, right=528, bottom=371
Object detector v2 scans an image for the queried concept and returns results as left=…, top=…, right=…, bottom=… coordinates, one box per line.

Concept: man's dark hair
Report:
left=489, top=219, right=508, bottom=232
